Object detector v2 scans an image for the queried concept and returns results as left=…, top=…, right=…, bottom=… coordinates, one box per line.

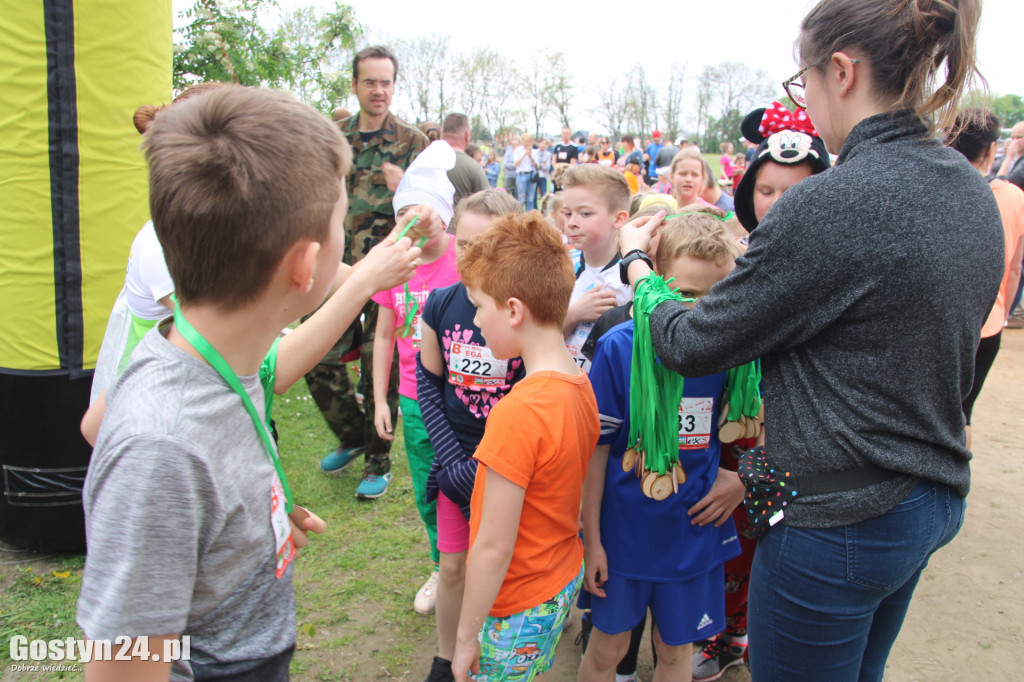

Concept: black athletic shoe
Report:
left=424, top=656, right=454, bottom=682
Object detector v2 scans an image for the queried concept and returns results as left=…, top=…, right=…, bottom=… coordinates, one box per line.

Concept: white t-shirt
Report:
left=125, top=221, right=175, bottom=319
left=566, top=260, right=633, bottom=373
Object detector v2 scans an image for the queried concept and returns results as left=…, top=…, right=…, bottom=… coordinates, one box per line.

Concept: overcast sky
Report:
left=174, top=0, right=1022, bottom=133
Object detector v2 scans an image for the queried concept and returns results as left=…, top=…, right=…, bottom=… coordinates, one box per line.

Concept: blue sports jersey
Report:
left=590, top=320, right=740, bottom=582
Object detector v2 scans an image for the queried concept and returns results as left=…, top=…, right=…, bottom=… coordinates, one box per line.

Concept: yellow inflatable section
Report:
left=0, top=0, right=170, bottom=551
left=0, top=0, right=171, bottom=374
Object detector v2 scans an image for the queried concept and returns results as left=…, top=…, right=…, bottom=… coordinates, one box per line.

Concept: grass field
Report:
left=0, top=373, right=439, bottom=681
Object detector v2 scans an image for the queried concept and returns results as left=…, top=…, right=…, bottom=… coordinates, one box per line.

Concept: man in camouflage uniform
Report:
left=305, top=45, right=428, bottom=500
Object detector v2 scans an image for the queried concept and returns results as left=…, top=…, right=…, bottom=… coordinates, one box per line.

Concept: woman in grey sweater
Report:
left=619, top=0, right=1003, bottom=679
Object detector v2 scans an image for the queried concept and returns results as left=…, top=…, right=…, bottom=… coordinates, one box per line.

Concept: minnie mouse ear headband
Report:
left=734, top=101, right=830, bottom=230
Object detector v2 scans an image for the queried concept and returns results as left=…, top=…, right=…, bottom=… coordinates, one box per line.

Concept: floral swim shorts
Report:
left=475, top=566, right=583, bottom=681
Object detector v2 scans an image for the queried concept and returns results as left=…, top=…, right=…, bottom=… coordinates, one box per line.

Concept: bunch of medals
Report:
left=625, top=274, right=692, bottom=501
left=718, top=360, right=763, bottom=443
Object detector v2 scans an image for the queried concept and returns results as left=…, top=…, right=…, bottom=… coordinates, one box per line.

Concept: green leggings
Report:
left=400, top=395, right=439, bottom=564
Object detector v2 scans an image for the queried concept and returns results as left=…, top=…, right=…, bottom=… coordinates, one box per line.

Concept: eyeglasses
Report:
left=359, top=78, right=393, bottom=91
left=783, top=60, right=860, bottom=109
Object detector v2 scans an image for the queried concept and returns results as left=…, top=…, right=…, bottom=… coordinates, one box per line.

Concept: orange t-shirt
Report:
left=981, top=179, right=1024, bottom=338
left=469, top=370, right=599, bottom=617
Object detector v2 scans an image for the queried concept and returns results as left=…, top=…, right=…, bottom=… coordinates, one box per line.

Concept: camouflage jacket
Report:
left=338, top=111, right=429, bottom=264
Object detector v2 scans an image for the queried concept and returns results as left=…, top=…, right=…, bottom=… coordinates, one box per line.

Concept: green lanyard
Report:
left=723, top=360, right=761, bottom=422
left=665, top=211, right=737, bottom=221
left=628, top=274, right=695, bottom=474
left=395, top=215, right=428, bottom=338
left=173, top=303, right=293, bottom=512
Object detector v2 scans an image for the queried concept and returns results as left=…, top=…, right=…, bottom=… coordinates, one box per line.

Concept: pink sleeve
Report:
left=372, top=287, right=396, bottom=308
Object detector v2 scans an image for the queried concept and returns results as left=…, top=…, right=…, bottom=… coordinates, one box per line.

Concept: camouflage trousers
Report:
left=303, top=299, right=399, bottom=475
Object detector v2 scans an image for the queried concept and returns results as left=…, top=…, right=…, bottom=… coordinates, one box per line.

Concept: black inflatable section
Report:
left=0, top=373, right=91, bottom=551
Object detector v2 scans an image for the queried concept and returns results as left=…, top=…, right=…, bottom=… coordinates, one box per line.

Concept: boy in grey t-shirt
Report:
left=76, top=86, right=447, bottom=680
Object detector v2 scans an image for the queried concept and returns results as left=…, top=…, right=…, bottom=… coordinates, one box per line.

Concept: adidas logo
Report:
left=697, top=613, right=713, bottom=630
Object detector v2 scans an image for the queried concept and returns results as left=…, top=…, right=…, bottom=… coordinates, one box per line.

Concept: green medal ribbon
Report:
left=723, top=360, right=761, bottom=422
left=172, top=303, right=293, bottom=512
left=628, top=274, right=695, bottom=475
left=395, top=215, right=427, bottom=339
left=664, top=211, right=736, bottom=221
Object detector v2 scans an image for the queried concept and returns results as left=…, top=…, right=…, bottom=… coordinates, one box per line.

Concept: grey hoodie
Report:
left=648, top=110, right=1003, bottom=528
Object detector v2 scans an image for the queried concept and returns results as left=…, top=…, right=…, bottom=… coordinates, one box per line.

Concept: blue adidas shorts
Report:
left=589, top=565, right=725, bottom=646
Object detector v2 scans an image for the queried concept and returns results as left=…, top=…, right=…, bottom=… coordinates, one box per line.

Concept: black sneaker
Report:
left=424, top=656, right=454, bottom=682
left=691, top=636, right=747, bottom=682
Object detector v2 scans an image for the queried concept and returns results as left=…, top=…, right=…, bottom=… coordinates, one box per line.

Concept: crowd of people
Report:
left=73, top=0, right=1024, bottom=680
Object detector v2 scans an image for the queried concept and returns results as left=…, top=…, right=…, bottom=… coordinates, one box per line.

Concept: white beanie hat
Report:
left=392, top=140, right=456, bottom=226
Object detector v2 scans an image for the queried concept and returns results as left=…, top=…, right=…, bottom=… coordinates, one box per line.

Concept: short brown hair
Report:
left=655, top=210, right=743, bottom=274
left=452, top=189, right=522, bottom=233
left=562, top=164, right=630, bottom=213
left=352, top=45, right=398, bottom=82
left=442, top=113, right=470, bottom=135
left=458, top=212, right=574, bottom=328
left=144, top=86, right=351, bottom=310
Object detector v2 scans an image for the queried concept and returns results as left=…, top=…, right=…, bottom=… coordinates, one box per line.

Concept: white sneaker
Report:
left=414, top=571, right=439, bottom=615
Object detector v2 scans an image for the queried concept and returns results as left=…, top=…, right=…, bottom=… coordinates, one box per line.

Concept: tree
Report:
left=392, top=34, right=452, bottom=123
left=597, top=79, right=629, bottom=140
left=485, top=56, right=523, bottom=144
left=457, top=48, right=503, bottom=139
left=693, top=61, right=774, bottom=149
left=173, top=0, right=360, bottom=113
left=545, top=52, right=573, bottom=129
left=694, top=67, right=716, bottom=144
left=661, top=62, right=686, bottom=142
left=524, top=54, right=552, bottom=138
left=276, top=4, right=360, bottom=112
left=991, top=93, right=1024, bottom=128
left=625, top=64, right=658, bottom=139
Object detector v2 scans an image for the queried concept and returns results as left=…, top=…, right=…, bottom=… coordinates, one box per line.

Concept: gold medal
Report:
left=622, top=447, right=637, bottom=473
left=719, top=420, right=744, bottom=443
left=641, top=471, right=657, bottom=498
left=650, top=475, right=674, bottom=501
left=744, top=416, right=758, bottom=439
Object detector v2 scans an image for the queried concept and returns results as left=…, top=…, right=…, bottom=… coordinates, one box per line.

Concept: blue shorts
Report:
left=476, top=566, right=582, bottom=680
left=589, top=565, right=725, bottom=646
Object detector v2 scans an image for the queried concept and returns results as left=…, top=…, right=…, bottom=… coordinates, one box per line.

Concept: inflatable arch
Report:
left=0, top=0, right=171, bottom=550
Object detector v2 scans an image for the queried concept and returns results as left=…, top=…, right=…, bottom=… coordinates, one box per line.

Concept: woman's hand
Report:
left=618, top=210, right=667, bottom=259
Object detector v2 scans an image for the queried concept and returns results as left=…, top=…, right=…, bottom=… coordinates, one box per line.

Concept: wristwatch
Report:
left=619, top=249, right=653, bottom=285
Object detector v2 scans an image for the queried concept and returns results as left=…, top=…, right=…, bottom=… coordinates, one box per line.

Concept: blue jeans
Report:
left=516, top=172, right=537, bottom=211
left=748, top=479, right=965, bottom=682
